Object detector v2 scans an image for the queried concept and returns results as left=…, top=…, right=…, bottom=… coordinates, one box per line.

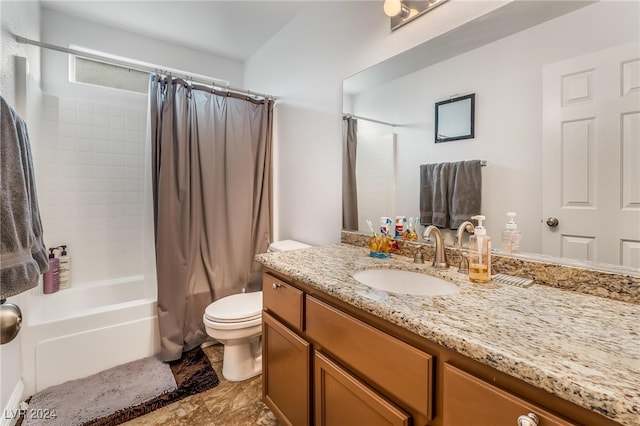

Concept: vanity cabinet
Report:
left=314, top=350, right=410, bottom=426
left=443, top=364, right=576, bottom=426
left=262, top=270, right=618, bottom=426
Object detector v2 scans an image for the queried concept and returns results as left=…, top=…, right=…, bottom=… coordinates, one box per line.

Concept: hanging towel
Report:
left=449, top=160, right=482, bottom=229
left=420, top=162, right=450, bottom=228
left=1, top=96, right=48, bottom=299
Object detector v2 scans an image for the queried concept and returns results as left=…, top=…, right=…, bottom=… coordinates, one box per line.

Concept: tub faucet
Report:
left=456, top=221, right=475, bottom=247
left=422, top=225, right=448, bottom=269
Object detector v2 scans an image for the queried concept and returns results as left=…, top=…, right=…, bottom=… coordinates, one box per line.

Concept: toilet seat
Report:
left=204, top=291, right=262, bottom=323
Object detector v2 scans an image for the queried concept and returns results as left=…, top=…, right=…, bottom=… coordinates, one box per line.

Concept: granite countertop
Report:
left=255, top=244, right=640, bottom=426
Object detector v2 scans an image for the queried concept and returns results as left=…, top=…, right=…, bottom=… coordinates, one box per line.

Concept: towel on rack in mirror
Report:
left=1, top=96, right=49, bottom=299
left=420, top=160, right=482, bottom=230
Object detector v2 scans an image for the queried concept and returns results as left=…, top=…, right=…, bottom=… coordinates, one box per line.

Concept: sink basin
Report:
left=353, top=269, right=459, bottom=296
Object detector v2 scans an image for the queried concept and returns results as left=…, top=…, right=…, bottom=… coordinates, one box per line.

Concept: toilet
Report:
left=203, top=239, right=311, bottom=381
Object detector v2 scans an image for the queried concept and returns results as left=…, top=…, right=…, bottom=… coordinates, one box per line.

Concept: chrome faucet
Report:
left=422, top=225, right=448, bottom=269
left=456, top=221, right=475, bottom=248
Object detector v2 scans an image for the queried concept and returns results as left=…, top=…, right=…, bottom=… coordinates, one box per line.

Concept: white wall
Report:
left=244, top=1, right=508, bottom=246
left=0, top=0, right=41, bottom=417
left=350, top=1, right=640, bottom=253
left=41, top=8, right=244, bottom=104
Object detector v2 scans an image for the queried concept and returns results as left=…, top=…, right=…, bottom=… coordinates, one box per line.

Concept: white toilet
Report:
left=203, top=239, right=311, bottom=381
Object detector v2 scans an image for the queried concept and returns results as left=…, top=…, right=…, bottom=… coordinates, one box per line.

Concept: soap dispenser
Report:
left=43, top=248, right=60, bottom=294
left=57, top=245, right=72, bottom=289
left=501, top=212, right=521, bottom=253
left=468, top=215, right=491, bottom=284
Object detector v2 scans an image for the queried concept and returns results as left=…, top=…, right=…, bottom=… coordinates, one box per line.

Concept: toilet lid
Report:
left=204, top=291, right=262, bottom=323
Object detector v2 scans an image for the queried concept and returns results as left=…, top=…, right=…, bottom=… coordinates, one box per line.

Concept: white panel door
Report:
left=542, top=42, right=640, bottom=266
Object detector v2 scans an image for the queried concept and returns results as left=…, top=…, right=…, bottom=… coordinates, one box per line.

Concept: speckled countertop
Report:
left=255, top=244, right=640, bottom=426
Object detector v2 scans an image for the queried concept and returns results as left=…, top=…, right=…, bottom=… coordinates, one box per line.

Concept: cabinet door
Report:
left=314, top=350, right=410, bottom=426
left=262, top=311, right=310, bottom=426
left=443, top=363, right=576, bottom=426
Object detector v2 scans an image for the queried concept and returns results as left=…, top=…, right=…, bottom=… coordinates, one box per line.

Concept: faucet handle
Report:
left=458, top=252, right=469, bottom=274
left=413, top=246, right=425, bottom=264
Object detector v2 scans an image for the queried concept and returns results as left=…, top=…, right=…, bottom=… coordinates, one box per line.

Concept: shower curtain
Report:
left=342, top=116, right=358, bottom=230
left=149, top=76, right=273, bottom=361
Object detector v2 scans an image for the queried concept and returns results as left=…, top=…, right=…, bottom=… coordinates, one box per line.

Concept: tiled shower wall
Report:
left=36, top=93, right=148, bottom=286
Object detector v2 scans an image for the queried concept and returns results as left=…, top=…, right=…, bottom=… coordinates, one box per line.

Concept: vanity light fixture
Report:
left=384, top=0, right=449, bottom=31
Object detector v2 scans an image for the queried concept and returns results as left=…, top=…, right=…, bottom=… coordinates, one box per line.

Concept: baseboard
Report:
left=1, top=379, right=24, bottom=426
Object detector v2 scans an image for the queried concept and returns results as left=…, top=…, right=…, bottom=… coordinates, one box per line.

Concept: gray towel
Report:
left=1, top=96, right=48, bottom=299
left=420, top=162, right=450, bottom=228
left=420, top=160, right=482, bottom=229
left=450, top=160, right=482, bottom=229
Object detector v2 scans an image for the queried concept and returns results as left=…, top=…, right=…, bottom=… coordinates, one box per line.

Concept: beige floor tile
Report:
left=120, top=395, right=214, bottom=426
left=202, top=375, right=262, bottom=417
left=213, top=401, right=280, bottom=426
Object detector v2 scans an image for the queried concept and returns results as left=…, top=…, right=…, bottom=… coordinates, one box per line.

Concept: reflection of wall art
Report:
left=435, top=93, right=475, bottom=143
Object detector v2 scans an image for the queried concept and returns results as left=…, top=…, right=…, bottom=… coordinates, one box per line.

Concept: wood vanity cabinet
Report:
left=443, top=364, right=575, bottom=426
left=262, top=270, right=619, bottom=426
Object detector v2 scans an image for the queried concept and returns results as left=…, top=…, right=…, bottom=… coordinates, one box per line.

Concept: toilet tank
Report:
left=268, top=240, right=312, bottom=252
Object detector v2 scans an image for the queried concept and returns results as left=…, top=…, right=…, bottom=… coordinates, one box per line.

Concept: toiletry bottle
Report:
left=43, top=248, right=60, bottom=294
left=468, top=215, right=491, bottom=284
left=57, top=245, right=72, bottom=289
left=501, top=212, right=521, bottom=253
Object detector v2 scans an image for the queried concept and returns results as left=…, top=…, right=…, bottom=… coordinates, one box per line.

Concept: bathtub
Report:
left=20, top=276, right=159, bottom=395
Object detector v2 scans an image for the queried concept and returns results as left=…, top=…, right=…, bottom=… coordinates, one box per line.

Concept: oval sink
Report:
left=353, top=269, right=459, bottom=296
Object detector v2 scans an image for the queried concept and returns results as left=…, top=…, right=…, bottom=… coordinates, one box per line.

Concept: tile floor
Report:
left=120, top=344, right=281, bottom=426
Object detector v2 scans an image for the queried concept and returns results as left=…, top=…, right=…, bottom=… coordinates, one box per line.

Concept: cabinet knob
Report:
left=517, top=413, right=539, bottom=426
left=272, top=282, right=281, bottom=290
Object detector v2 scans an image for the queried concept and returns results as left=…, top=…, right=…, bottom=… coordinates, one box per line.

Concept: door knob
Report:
left=517, top=413, right=539, bottom=426
left=546, top=217, right=559, bottom=227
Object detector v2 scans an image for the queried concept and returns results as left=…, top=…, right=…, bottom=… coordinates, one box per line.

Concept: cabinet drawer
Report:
left=263, top=273, right=303, bottom=331
left=443, top=363, right=576, bottom=426
left=314, top=350, right=409, bottom=426
left=306, top=296, right=433, bottom=420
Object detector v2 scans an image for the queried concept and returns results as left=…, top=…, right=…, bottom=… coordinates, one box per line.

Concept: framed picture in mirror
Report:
left=435, top=93, right=475, bottom=143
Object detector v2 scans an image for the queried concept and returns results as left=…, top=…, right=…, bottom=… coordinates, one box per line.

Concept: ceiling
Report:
left=41, top=1, right=308, bottom=63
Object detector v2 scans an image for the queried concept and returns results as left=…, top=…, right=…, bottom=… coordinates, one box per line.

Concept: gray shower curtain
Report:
left=149, top=76, right=273, bottom=362
left=342, top=116, right=358, bottom=230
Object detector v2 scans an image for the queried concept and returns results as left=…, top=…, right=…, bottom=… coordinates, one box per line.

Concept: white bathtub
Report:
left=20, top=276, right=159, bottom=395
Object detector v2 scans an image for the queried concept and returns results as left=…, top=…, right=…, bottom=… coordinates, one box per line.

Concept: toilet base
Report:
left=221, top=336, right=262, bottom=381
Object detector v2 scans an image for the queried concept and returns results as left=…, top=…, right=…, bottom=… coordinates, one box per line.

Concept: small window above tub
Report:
left=71, top=56, right=149, bottom=94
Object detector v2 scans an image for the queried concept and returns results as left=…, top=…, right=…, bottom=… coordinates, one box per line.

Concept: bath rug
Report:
left=20, top=346, right=219, bottom=426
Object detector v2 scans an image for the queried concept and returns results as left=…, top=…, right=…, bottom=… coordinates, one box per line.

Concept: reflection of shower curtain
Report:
left=342, top=117, right=358, bottom=230
left=149, top=76, right=273, bottom=361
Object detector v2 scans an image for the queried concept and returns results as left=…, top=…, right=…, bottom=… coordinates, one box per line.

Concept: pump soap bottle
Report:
left=43, top=248, right=60, bottom=294
left=501, top=212, right=521, bottom=253
left=58, top=245, right=72, bottom=289
left=468, top=215, right=491, bottom=284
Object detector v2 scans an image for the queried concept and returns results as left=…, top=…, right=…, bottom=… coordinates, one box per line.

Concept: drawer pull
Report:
left=272, top=282, right=282, bottom=290
left=517, top=413, right=539, bottom=426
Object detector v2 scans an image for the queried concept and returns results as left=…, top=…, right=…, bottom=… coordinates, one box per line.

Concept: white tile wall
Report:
left=38, top=93, right=148, bottom=285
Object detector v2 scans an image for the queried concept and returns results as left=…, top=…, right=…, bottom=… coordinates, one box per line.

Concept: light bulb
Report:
left=384, top=0, right=403, bottom=17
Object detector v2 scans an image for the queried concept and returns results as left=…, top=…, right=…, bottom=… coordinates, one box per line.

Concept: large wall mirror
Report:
left=342, top=1, right=640, bottom=271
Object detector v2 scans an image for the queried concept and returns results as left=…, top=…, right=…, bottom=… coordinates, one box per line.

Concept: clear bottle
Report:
left=501, top=212, right=521, bottom=253
left=468, top=215, right=491, bottom=284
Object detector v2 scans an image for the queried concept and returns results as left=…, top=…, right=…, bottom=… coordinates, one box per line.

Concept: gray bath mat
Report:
left=23, top=354, right=177, bottom=426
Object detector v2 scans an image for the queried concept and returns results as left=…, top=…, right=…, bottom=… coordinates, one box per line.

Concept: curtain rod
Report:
left=343, top=113, right=398, bottom=128
left=15, top=35, right=277, bottom=100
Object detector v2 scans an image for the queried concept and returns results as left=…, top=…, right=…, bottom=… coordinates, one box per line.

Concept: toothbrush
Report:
left=366, top=219, right=377, bottom=235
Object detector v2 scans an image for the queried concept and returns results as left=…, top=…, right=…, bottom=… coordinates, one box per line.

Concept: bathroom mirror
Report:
left=342, top=1, right=640, bottom=271
left=435, top=94, right=474, bottom=143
